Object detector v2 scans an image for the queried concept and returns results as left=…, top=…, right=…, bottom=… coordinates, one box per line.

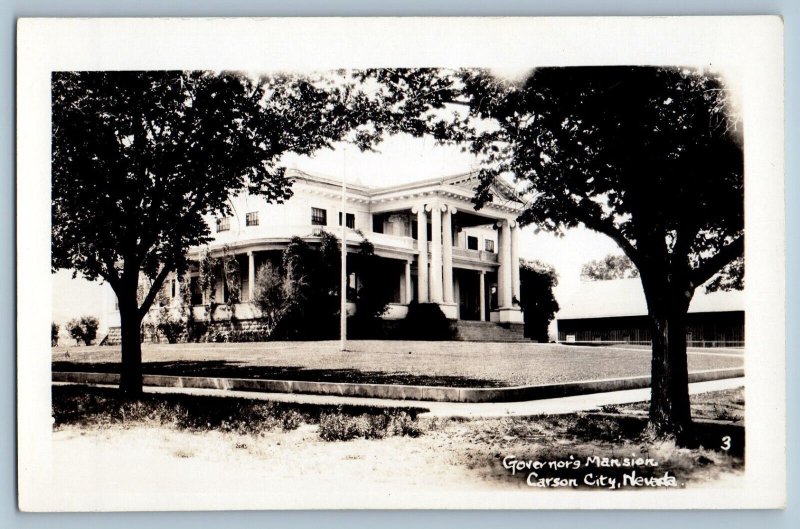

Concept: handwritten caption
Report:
left=502, top=454, right=679, bottom=489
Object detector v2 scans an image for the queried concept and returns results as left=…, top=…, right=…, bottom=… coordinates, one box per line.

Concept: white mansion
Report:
left=104, top=169, right=527, bottom=335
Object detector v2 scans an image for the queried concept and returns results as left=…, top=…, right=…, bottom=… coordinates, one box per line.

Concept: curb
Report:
left=51, top=367, right=744, bottom=403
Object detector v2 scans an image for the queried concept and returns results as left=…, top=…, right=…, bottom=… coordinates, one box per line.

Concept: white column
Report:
left=428, top=203, right=443, bottom=303
left=171, top=273, right=179, bottom=306
left=479, top=270, right=486, bottom=321
left=247, top=251, right=256, bottom=302
left=404, top=260, right=412, bottom=304
left=510, top=221, right=521, bottom=305
left=413, top=205, right=429, bottom=302
left=442, top=204, right=454, bottom=304
left=498, top=219, right=513, bottom=308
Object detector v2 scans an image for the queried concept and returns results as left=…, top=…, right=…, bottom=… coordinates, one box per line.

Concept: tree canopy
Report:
left=360, top=66, right=743, bottom=440
left=52, top=71, right=362, bottom=294
left=51, top=70, right=384, bottom=393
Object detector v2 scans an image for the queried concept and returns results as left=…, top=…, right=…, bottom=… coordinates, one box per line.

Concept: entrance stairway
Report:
left=453, top=320, right=526, bottom=342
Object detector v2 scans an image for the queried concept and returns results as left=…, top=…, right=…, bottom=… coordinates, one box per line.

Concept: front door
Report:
left=457, top=270, right=480, bottom=321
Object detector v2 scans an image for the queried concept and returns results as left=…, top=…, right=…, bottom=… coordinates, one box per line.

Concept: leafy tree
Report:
left=51, top=322, right=60, bottom=347
left=362, top=67, right=743, bottom=441
left=581, top=254, right=640, bottom=281
left=457, top=67, right=743, bottom=442
left=276, top=233, right=342, bottom=339
left=79, top=316, right=100, bottom=345
left=221, top=245, right=241, bottom=324
left=51, top=70, right=370, bottom=395
left=519, top=260, right=559, bottom=342
left=65, top=316, right=99, bottom=345
left=350, top=237, right=392, bottom=326
left=252, top=261, right=291, bottom=336
left=65, top=319, right=83, bottom=345
left=705, top=257, right=743, bottom=293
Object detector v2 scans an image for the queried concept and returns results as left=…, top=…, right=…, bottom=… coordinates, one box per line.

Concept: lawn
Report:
left=49, top=384, right=744, bottom=506
left=52, top=340, right=743, bottom=388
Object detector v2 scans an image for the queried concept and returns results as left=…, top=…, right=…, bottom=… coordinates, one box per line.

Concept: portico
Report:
left=410, top=198, right=523, bottom=323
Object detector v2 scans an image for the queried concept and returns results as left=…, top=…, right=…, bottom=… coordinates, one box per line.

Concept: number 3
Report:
left=721, top=436, right=731, bottom=451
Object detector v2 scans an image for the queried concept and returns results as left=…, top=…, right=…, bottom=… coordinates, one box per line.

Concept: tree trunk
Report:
left=118, top=297, right=144, bottom=397
left=647, top=292, right=692, bottom=444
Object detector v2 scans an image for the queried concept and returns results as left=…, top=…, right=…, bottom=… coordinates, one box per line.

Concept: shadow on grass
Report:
left=52, top=360, right=505, bottom=388
left=52, top=384, right=428, bottom=436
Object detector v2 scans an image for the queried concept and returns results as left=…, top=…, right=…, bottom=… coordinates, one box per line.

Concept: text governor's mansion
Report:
left=106, top=169, right=527, bottom=336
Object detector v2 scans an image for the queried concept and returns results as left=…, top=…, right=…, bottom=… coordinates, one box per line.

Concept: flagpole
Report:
left=340, top=148, right=347, bottom=352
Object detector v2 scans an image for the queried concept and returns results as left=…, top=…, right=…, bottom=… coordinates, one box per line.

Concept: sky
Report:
left=52, top=133, right=624, bottom=329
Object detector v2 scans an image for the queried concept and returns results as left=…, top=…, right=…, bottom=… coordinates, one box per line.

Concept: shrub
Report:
left=280, top=409, right=303, bottom=431
left=253, top=262, right=291, bottom=336
left=318, top=409, right=423, bottom=442
left=157, top=318, right=185, bottom=344
left=78, top=316, right=99, bottom=345
left=400, top=302, right=455, bottom=340
left=319, top=412, right=372, bottom=441
left=51, top=322, right=60, bottom=346
left=65, top=318, right=84, bottom=345
left=226, top=329, right=271, bottom=343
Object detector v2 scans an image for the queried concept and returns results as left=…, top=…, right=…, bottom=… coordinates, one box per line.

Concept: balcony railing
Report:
left=452, top=247, right=498, bottom=263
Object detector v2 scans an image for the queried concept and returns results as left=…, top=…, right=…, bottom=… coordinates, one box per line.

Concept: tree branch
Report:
left=690, top=235, right=744, bottom=287
left=582, top=216, right=641, bottom=269
left=137, top=265, right=173, bottom=320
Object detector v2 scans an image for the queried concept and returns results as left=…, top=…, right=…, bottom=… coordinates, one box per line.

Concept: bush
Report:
left=280, top=409, right=303, bottom=431
left=399, top=302, right=455, bottom=340
left=318, top=409, right=423, bottom=442
left=78, top=316, right=99, bottom=345
left=51, top=322, right=60, bottom=346
left=226, top=329, right=271, bottom=343
left=157, top=318, right=185, bottom=344
left=65, top=319, right=84, bottom=345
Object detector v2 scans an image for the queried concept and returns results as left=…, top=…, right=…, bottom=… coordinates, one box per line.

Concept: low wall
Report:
left=53, top=367, right=744, bottom=404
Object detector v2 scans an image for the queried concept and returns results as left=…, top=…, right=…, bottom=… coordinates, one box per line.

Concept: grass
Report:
left=52, top=340, right=743, bottom=388
left=610, top=388, right=745, bottom=423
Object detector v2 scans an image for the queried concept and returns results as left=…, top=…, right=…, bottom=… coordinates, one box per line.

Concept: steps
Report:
left=453, top=320, right=526, bottom=342
left=102, top=326, right=122, bottom=346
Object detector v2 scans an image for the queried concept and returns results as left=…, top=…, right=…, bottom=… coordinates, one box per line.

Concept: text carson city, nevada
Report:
left=502, top=454, right=679, bottom=489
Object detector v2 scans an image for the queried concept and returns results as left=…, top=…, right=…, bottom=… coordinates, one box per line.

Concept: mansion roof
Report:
left=287, top=168, right=525, bottom=214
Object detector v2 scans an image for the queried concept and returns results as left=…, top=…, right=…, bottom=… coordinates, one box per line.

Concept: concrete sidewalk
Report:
left=56, top=377, right=745, bottom=418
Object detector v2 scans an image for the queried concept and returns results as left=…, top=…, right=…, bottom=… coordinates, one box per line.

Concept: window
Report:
left=216, top=217, right=230, bottom=232
left=484, top=239, right=495, bottom=253
left=190, top=277, right=203, bottom=305
left=311, top=207, right=327, bottom=226
left=246, top=211, right=259, bottom=226
left=467, top=235, right=479, bottom=250
left=338, top=212, right=355, bottom=229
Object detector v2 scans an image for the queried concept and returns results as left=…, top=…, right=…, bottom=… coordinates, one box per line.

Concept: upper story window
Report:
left=338, top=212, right=355, bottom=229
left=484, top=239, right=495, bottom=253
left=246, top=211, right=259, bottom=227
left=311, top=207, right=327, bottom=226
left=216, top=217, right=230, bottom=232
left=467, top=235, right=479, bottom=250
